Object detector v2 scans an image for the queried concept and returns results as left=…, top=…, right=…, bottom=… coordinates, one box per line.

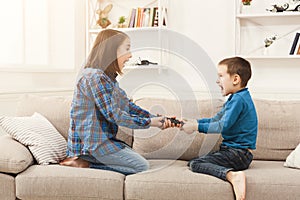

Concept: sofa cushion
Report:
left=253, top=99, right=300, bottom=161
left=133, top=98, right=223, bottom=160
left=125, top=160, right=234, bottom=200
left=245, top=160, right=300, bottom=200
left=0, top=113, right=67, bottom=165
left=16, top=94, right=72, bottom=140
left=284, top=143, right=300, bottom=169
left=16, top=165, right=125, bottom=200
left=0, top=134, right=33, bottom=174
left=0, top=173, right=16, bottom=200
left=125, top=160, right=300, bottom=200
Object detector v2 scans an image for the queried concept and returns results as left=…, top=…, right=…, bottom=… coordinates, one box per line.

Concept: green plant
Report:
left=118, top=16, right=126, bottom=24
left=242, top=0, right=252, bottom=5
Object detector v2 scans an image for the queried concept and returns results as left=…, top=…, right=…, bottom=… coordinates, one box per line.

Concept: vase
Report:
left=241, top=5, right=252, bottom=14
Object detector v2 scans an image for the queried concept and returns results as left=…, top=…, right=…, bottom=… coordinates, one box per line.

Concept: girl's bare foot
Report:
left=60, top=157, right=90, bottom=168
left=226, top=171, right=246, bottom=200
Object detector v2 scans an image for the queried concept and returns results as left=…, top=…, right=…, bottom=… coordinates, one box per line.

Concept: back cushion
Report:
left=133, top=98, right=224, bottom=161
left=16, top=94, right=133, bottom=146
left=16, top=95, right=72, bottom=140
left=253, top=99, right=300, bottom=161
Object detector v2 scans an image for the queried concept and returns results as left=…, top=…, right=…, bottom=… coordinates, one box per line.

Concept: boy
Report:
left=181, top=57, right=257, bottom=200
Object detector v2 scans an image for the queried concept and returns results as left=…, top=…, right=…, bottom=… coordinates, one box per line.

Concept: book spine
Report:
left=129, top=8, right=136, bottom=28
left=296, top=37, right=300, bottom=55
left=289, top=32, right=300, bottom=55
left=153, top=7, right=159, bottom=27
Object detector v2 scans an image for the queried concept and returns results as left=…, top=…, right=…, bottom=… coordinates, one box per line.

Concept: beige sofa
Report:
left=0, top=95, right=300, bottom=200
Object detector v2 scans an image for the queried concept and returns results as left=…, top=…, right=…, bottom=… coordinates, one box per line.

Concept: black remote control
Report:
left=165, top=117, right=184, bottom=126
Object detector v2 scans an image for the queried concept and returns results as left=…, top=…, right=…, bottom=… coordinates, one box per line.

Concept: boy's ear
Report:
left=232, top=74, right=241, bottom=86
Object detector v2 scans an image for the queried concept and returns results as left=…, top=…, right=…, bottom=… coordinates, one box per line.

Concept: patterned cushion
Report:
left=0, top=113, right=67, bottom=165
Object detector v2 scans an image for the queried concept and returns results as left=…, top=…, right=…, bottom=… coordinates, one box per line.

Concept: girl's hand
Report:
left=181, top=119, right=198, bottom=134
left=150, top=116, right=167, bottom=129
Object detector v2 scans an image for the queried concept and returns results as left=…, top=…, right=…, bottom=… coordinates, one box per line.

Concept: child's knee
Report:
left=135, top=159, right=149, bottom=173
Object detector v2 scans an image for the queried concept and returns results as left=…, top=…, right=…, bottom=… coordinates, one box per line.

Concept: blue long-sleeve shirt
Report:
left=197, top=88, right=258, bottom=149
left=67, top=68, right=154, bottom=158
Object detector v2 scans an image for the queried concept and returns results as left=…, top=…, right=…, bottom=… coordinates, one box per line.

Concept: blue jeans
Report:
left=79, top=146, right=149, bottom=175
left=188, top=146, right=253, bottom=180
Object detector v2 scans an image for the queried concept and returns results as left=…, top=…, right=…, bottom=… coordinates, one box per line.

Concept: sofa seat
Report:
left=245, top=160, right=300, bottom=200
left=0, top=173, right=15, bottom=200
left=125, top=160, right=300, bottom=200
left=15, top=165, right=125, bottom=200
left=125, top=160, right=234, bottom=200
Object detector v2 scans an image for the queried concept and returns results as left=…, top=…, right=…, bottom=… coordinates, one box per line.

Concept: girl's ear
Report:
left=232, top=74, right=241, bottom=86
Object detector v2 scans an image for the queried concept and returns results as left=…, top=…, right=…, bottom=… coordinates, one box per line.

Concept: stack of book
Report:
left=127, top=7, right=167, bottom=28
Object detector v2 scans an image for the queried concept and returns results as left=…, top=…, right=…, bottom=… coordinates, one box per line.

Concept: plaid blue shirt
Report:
left=67, top=68, right=153, bottom=158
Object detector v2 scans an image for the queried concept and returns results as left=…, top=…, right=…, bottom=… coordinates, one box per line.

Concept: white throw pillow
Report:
left=284, top=143, right=300, bottom=169
left=0, top=113, right=67, bottom=165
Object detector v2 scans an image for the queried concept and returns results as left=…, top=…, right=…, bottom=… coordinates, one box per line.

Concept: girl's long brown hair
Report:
left=85, top=29, right=128, bottom=80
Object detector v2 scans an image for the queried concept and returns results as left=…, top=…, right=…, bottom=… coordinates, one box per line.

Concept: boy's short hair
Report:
left=218, top=57, right=251, bottom=87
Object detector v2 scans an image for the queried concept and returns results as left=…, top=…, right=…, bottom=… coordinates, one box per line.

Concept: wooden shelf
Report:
left=88, top=26, right=165, bottom=34
left=241, top=55, right=300, bottom=59
left=237, top=12, right=300, bottom=18
left=124, top=64, right=161, bottom=70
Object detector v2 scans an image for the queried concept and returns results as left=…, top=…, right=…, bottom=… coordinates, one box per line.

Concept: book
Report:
left=142, top=8, right=151, bottom=27
left=152, top=7, right=159, bottom=27
left=148, top=7, right=154, bottom=27
left=128, top=8, right=136, bottom=28
left=296, top=36, right=300, bottom=55
left=162, top=7, right=168, bottom=26
left=289, top=32, right=300, bottom=55
left=134, top=7, right=139, bottom=27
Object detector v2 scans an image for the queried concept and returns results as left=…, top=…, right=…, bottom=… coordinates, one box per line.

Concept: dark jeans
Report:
left=188, top=146, right=253, bottom=181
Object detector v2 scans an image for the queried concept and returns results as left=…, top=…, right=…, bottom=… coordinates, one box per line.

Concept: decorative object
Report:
left=266, top=3, right=289, bottom=12
left=0, top=112, right=67, bottom=165
left=96, top=4, right=113, bottom=28
left=264, top=34, right=277, bottom=48
left=240, top=0, right=253, bottom=13
left=118, top=16, right=126, bottom=28
left=242, top=0, right=252, bottom=6
left=266, top=1, right=300, bottom=12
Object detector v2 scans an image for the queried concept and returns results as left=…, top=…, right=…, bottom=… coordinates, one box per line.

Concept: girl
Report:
left=60, top=29, right=166, bottom=175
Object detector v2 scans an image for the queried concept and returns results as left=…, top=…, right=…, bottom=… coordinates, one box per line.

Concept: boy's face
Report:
left=117, top=38, right=132, bottom=71
left=216, top=64, right=241, bottom=96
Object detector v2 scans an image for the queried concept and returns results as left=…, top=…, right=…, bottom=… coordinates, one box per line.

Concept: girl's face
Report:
left=216, top=64, right=241, bottom=96
left=117, top=38, right=132, bottom=71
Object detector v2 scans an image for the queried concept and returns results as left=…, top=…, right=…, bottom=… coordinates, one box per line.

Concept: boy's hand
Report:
left=181, top=119, right=198, bottom=134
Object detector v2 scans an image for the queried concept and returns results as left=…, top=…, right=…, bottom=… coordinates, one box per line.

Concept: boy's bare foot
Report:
left=226, top=171, right=246, bottom=200
left=60, top=157, right=90, bottom=168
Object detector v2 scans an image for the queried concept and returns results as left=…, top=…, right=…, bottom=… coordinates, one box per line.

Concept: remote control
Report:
left=160, top=117, right=184, bottom=126
left=167, top=117, right=184, bottom=126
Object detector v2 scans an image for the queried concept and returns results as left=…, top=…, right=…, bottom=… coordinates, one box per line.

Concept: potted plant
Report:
left=118, top=16, right=126, bottom=28
left=242, top=0, right=252, bottom=6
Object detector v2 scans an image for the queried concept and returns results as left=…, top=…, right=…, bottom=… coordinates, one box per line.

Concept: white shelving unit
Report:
left=235, top=0, right=300, bottom=60
left=85, top=0, right=169, bottom=71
